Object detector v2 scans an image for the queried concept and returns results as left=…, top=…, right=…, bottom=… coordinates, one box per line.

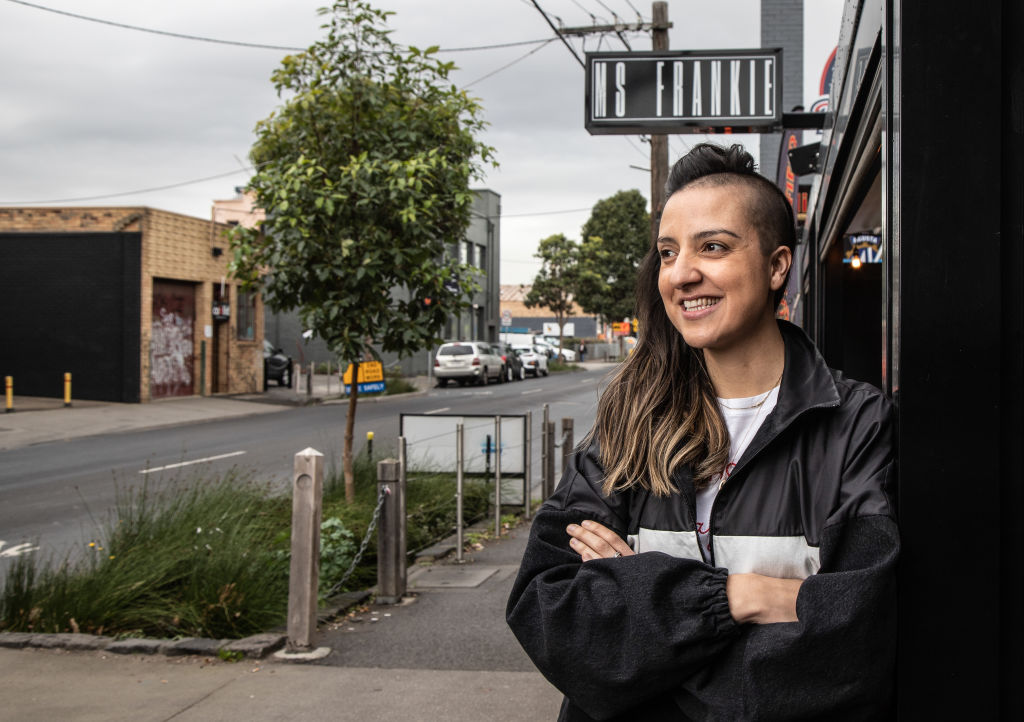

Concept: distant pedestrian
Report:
left=578, top=340, right=586, bottom=363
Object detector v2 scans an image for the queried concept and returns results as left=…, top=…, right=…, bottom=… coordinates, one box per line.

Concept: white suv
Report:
left=434, top=341, right=505, bottom=386
left=513, top=345, right=549, bottom=377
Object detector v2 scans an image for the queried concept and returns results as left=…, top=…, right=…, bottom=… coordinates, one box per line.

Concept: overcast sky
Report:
left=0, top=0, right=838, bottom=284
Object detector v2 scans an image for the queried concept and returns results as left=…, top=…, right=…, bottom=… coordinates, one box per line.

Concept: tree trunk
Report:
left=343, top=360, right=360, bottom=504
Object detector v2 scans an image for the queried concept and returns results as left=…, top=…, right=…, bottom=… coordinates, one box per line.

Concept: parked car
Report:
left=513, top=344, right=549, bottom=377
left=263, top=340, right=292, bottom=387
left=498, top=342, right=526, bottom=381
left=536, top=336, right=576, bottom=362
left=434, top=341, right=504, bottom=386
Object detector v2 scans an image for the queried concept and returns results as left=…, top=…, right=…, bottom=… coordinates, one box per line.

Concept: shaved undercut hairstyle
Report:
left=589, top=143, right=793, bottom=495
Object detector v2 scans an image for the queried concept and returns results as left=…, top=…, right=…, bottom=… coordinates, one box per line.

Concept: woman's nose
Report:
left=667, top=251, right=701, bottom=287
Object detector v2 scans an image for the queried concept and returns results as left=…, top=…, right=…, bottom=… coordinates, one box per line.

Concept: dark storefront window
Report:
left=236, top=288, right=256, bottom=341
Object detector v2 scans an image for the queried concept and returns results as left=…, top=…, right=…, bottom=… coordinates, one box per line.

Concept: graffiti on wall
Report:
left=151, top=307, right=193, bottom=396
left=151, top=281, right=195, bottom=399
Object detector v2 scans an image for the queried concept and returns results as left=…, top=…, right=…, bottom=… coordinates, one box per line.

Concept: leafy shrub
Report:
left=318, top=517, right=357, bottom=600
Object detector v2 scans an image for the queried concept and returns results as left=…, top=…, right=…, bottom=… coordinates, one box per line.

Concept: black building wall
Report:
left=0, top=232, right=141, bottom=402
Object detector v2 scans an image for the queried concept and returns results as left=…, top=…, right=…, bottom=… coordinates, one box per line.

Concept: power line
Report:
left=4, top=1, right=552, bottom=54
left=622, top=0, right=643, bottom=19
left=569, top=0, right=602, bottom=22
left=464, top=38, right=555, bottom=87
left=502, top=207, right=593, bottom=218
left=0, top=166, right=260, bottom=205
left=528, top=0, right=585, bottom=69
left=5, top=0, right=305, bottom=51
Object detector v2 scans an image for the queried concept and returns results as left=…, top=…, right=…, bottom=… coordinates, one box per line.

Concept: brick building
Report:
left=0, top=207, right=264, bottom=402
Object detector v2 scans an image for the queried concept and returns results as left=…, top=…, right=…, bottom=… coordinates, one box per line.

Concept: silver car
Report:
left=434, top=341, right=505, bottom=386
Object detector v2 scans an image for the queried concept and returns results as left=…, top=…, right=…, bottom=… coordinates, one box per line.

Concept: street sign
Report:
left=501, top=310, right=512, bottom=327
left=343, top=361, right=386, bottom=394
left=585, top=49, right=783, bottom=135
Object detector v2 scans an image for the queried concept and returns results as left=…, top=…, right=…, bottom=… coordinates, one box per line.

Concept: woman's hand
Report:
left=726, top=573, right=803, bottom=624
left=566, top=520, right=634, bottom=561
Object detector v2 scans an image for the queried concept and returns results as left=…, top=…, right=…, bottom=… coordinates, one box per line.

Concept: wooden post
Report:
left=287, top=447, right=324, bottom=651
left=456, top=423, right=465, bottom=562
left=561, top=417, right=575, bottom=476
left=494, top=416, right=502, bottom=538
left=524, top=411, right=533, bottom=519
left=650, top=1, right=670, bottom=246
left=376, top=458, right=406, bottom=603
left=544, top=420, right=556, bottom=500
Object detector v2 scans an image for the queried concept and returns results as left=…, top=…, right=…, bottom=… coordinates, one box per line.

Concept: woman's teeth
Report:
left=683, top=297, right=720, bottom=311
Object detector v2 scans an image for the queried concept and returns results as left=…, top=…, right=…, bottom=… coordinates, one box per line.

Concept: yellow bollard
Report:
left=64, top=372, right=72, bottom=408
left=5, top=376, right=12, bottom=413
left=366, top=431, right=374, bottom=460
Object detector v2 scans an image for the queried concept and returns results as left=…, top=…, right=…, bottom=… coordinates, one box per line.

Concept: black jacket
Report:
left=506, top=322, right=898, bottom=721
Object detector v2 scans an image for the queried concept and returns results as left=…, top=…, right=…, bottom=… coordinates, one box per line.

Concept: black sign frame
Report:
left=585, top=49, right=783, bottom=135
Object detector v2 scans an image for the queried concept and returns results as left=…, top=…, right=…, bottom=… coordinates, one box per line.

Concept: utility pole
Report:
left=650, top=1, right=670, bottom=246
left=544, top=2, right=672, bottom=245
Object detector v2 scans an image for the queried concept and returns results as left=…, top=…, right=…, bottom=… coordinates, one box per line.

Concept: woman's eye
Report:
left=659, top=248, right=677, bottom=260
left=703, top=242, right=727, bottom=254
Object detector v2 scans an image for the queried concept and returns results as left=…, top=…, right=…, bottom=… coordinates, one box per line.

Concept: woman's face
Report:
left=656, top=181, right=788, bottom=355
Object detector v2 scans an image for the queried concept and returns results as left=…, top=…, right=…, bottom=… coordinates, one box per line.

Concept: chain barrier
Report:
left=323, top=486, right=389, bottom=599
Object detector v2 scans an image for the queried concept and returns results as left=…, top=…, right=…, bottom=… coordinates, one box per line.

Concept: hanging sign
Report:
left=585, top=49, right=783, bottom=134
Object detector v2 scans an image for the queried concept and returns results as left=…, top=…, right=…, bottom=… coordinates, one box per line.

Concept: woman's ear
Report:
left=769, top=245, right=793, bottom=292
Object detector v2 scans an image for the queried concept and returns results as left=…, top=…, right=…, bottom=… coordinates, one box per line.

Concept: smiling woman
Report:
left=507, top=144, right=899, bottom=721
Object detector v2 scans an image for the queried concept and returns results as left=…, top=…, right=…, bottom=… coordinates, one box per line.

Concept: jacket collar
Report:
left=734, top=320, right=840, bottom=470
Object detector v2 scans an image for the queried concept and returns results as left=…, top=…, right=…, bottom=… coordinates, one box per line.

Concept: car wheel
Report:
left=478, top=371, right=488, bottom=386
left=437, top=378, right=449, bottom=387
left=506, top=365, right=513, bottom=383
left=518, top=366, right=525, bottom=381
left=541, top=367, right=549, bottom=377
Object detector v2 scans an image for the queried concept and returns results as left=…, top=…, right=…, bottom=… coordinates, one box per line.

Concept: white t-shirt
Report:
left=695, top=385, right=780, bottom=562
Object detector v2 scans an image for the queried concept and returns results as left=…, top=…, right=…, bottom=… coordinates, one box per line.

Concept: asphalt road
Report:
left=0, top=367, right=608, bottom=571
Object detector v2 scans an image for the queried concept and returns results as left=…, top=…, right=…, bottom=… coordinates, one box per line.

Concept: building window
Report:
left=477, top=244, right=486, bottom=270
left=236, top=288, right=257, bottom=340
left=459, top=241, right=470, bottom=265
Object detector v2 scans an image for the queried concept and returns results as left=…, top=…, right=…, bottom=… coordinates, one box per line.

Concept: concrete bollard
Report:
left=376, top=458, right=406, bottom=603
left=287, top=447, right=324, bottom=651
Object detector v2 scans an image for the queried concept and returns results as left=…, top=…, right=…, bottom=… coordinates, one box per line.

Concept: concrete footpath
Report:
left=0, top=520, right=563, bottom=722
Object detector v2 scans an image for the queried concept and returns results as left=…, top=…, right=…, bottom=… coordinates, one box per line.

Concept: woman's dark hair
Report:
left=590, top=143, right=791, bottom=495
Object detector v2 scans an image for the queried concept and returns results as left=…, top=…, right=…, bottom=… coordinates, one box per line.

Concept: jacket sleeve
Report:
left=505, top=447, right=740, bottom=720
left=675, top=391, right=899, bottom=721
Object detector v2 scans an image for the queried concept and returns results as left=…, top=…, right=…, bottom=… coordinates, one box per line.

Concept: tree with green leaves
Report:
left=575, top=189, right=650, bottom=325
left=230, top=0, right=494, bottom=503
left=524, top=234, right=579, bottom=360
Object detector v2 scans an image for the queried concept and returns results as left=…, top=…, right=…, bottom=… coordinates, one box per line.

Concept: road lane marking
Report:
left=139, top=450, right=247, bottom=475
left=579, top=378, right=594, bottom=384
left=521, top=388, right=544, bottom=395
left=424, top=407, right=450, bottom=415
left=0, top=540, right=39, bottom=558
